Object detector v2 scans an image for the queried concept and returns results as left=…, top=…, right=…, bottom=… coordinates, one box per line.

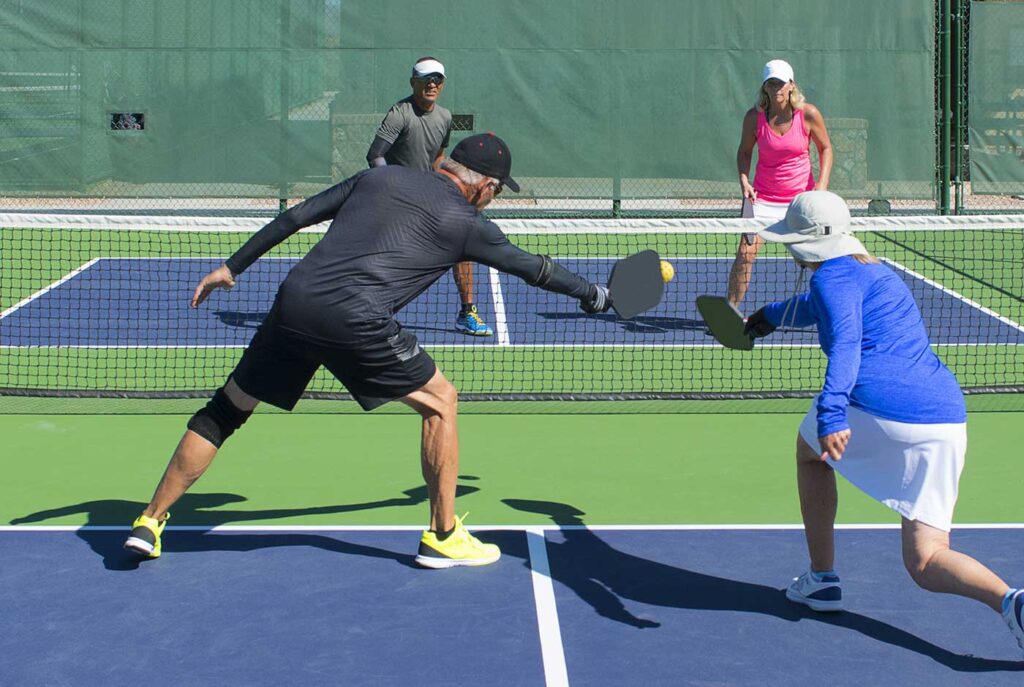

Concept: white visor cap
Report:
left=412, top=59, right=446, bottom=79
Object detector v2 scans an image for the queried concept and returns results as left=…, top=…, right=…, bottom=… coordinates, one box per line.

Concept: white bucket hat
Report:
left=758, top=191, right=868, bottom=262
left=762, top=59, right=794, bottom=84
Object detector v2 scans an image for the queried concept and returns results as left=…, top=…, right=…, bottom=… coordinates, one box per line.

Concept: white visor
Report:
left=412, top=59, right=446, bottom=78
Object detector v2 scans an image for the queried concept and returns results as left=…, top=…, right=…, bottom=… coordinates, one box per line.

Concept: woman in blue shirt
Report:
left=745, top=191, right=1023, bottom=653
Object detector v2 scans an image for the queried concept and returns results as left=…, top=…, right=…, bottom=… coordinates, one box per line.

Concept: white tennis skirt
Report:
left=741, top=198, right=789, bottom=243
left=799, top=402, right=967, bottom=531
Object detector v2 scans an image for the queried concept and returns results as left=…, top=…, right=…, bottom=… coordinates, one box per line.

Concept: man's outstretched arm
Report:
left=463, top=218, right=610, bottom=312
left=225, top=170, right=368, bottom=276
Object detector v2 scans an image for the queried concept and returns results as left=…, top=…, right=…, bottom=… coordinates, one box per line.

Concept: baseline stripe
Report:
left=0, top=258, right=99, bottom=319
left=3, top=523, right=1024, bottom=532
left=0, top=343, right=826, bottom=350
left=527, top=528, right=569, bottom=687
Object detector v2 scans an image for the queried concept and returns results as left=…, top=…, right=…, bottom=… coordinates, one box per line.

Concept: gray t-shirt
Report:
left=375, top=96, right=452, bottom=171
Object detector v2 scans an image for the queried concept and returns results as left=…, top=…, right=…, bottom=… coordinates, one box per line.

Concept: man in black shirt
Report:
left=124, top=133, right=611, bottom=568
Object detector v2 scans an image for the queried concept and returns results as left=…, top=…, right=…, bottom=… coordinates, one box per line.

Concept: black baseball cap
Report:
left=450, top=133, right=520, bottom=193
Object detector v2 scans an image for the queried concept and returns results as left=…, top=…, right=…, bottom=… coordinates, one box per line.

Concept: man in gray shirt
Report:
left=366, top=57, right=494, bottom=337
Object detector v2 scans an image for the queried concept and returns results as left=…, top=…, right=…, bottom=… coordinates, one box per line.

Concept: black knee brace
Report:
left=186, top=388, right=253, bottom=448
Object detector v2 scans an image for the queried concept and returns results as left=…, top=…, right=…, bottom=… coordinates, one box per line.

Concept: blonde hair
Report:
left=800, top=253, right=879, bottom=269
left=852, top=254, right=880, bottom=265
left=757, top=82, right=806, bottom=112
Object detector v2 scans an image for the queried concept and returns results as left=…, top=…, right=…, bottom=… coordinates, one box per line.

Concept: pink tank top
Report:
left=752, top=109, right=815, bottom=203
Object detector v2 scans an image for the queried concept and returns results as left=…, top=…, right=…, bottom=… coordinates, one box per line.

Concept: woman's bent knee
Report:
left=901, top=523, right=949, bottom=585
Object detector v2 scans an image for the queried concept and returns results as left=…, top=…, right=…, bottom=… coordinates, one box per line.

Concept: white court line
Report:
left=0, top=343, right=825, bottom=350
left=527, top=528, right=569, bottom=687
left=882, top=257, right=1024, bottom=335
left=488, top=266, right=511, bottom=346
left=0, top=345, right=249, bottom=349
left=3, top=523, right=1022, bottom=532
left=0, top=258, right=99, bottom=319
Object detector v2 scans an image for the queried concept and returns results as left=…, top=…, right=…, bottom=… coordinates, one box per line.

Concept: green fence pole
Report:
left=950, top=0, right=958, bottom=211
left=279, top=0, right=291, bottom=212
left=939, top=0, right=952, bottom=214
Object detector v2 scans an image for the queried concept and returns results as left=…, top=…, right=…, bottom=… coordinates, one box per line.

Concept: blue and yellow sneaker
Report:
left=414, top=514, right=501, bottom=569
left=786, top=570, right=843, bottom=612
left=124, top=513, right=169, bottom=558
left=454, top=306, right=493, bottom=337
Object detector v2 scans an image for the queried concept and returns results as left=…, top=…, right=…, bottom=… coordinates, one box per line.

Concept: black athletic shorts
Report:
left=231, top=309, right=436, bottom=412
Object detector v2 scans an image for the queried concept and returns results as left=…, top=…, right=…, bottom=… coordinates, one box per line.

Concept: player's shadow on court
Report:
left=502, top=498, right=1024, bottom=672
left=405, top=323, right=484, bottom=335
left=537, top=311, right=709, bottom=334
left=11, top=484, right=480, bottom=572
left=212, top=311, right=485, bottom=337
left=213, top=311, right=267, bottom=329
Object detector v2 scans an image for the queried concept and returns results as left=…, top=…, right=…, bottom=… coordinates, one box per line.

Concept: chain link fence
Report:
left=0, top=0, right=1019, bottom=218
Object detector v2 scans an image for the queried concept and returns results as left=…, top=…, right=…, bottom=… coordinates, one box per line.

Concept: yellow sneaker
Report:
left=414, top=514, right=501, bottom=569
left=124, top=513, right=169, bottom=558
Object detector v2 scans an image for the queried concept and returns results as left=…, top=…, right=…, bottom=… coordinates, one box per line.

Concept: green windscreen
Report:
left=968, top=1, right=1024, bottom=196
left=0, top=0, right=936, bottom=208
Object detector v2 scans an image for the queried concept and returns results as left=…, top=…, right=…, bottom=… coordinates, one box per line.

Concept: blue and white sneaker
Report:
left=1003, top=588, right=1024, bottom=652
left=786, top=570, right=843, bottom=612
left=455, top=306, right=493, bottom=337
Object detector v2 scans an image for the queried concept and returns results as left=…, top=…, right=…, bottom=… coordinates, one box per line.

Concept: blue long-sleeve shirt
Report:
left=763, top=256, right=966, bottom=436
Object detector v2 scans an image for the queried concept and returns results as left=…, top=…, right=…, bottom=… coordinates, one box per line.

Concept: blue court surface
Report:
left=2, top=257, right=1021, bottom=347
left=2, top=524, right=1022, bottom=685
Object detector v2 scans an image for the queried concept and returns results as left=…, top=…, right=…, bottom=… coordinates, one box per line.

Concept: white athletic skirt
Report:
left=741, top=198, right=789, bottom=243
left=799, top=402, right=967, bottom=531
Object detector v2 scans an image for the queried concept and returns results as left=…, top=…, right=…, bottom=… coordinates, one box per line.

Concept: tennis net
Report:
left=2, top=213, right=1022, bottom=405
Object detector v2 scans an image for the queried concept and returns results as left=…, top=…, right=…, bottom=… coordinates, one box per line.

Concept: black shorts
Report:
left=231, top=311, right=436, bottom=412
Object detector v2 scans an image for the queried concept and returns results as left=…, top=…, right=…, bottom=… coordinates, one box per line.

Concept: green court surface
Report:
left=3, top=410, right=1021, bottom=527
left=3, top=220, right=1022, bottom=526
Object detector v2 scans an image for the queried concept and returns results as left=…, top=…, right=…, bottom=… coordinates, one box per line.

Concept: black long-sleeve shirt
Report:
left=225, top=166, right=593, bottom=346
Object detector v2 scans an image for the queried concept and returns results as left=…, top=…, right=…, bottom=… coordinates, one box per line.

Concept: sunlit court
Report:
left=2, top=1, right=1023, bottom=685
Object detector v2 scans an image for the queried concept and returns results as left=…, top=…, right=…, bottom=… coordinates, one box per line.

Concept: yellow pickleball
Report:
left=660, top=259, right=675, bottom=283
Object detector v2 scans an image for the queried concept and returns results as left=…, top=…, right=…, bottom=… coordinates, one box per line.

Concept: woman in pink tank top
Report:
left=727, top=59, right=833, bottom=306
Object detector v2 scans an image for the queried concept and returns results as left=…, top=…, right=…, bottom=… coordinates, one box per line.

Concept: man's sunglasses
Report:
left=415, top=74, right=445, bottom=86
left=489, top=181, right=503, bottom=196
